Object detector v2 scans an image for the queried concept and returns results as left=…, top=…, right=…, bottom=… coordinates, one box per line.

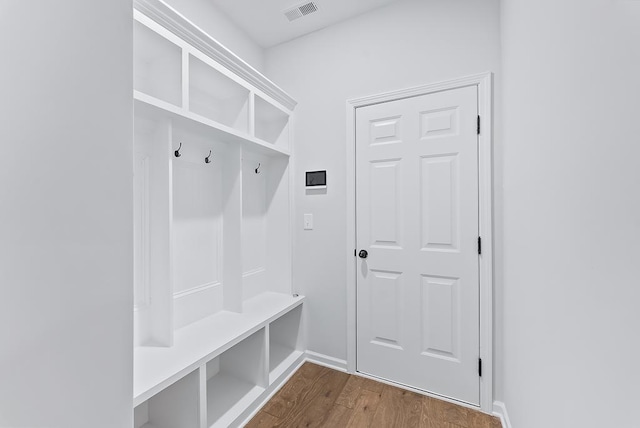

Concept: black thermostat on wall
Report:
left=305, top=170, right=327, bottom=188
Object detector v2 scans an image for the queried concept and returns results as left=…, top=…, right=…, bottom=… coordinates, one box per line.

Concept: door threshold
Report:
left=354, top=370, right=482, bottom=411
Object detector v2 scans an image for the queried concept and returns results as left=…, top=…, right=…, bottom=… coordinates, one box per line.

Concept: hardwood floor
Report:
left=246, top=362, right=501, bottom=428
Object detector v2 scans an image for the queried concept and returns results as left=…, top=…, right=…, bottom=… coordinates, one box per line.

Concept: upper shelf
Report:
left=134, top=92, right=290, bottom=157
left=133, top=2, right=294, bottom=155
left=133, top=0, right=296, bottom=111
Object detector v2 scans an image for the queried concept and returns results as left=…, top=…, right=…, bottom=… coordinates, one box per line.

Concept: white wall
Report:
left=265, top=0, right=501, bottom=382
left=0, top=2, right=133, bottom=427
left=165, top=0, right=265, bottom=72
left=501, top=0, right=640, bottom=426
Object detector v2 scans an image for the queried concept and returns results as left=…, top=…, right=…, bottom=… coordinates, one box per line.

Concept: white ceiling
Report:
left=211, top=0, right=402, bottom=48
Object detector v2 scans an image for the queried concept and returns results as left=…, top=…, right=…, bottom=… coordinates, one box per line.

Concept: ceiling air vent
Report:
left=284, top=2, right=318, bottom=22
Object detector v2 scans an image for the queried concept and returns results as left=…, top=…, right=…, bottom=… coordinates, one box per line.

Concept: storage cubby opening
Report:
left=241, top=153, right=290, bottom=301
left=134, top=370, right=200, bottom=428
left=172, top=126, right=240, bottom=329
left=189, top=55, right=250, bottom=133
left=207, top=329, right=266, bottom=428
left=134, top=21, right=182, bottom=106
left=269, top=305, right=303, bottom=382
left=254, top=95, right=289, bottom=147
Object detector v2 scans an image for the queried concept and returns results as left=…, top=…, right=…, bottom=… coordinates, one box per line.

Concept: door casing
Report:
left=345, top=72, right=494, bottom=412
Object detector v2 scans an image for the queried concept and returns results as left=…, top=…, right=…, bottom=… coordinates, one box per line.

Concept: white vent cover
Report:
left=284, top=2, right=318, bottom=22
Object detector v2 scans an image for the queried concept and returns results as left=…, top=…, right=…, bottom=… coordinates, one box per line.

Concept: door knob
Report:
left=358, top=250, right=368, bottom=259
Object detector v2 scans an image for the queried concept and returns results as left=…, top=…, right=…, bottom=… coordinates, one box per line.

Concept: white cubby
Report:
left=189, top=55, right=250, bottom=133
left=254, top=95, right=290, bottom=148
left=269, top=304, right=304, bottom=383
left=206, top=329, right=266, bottom=428
left=134, top=369, right=200, bottom=428
left=134, top=20, right=182, bottom=107
left=133, top=2, right=301, bottom=426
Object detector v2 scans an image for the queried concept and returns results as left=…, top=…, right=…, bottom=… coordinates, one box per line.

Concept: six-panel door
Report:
left=355, top=85, right=480, bottom=405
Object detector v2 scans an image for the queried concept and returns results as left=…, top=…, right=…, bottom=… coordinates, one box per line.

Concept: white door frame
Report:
left=345, top=72, right=494, bottom=412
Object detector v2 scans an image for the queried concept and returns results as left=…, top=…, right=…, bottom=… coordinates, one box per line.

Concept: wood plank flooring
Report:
left=246, top=362, right=501, bottom=428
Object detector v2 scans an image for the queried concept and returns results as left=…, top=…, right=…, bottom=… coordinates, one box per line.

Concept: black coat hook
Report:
left=174, top=142, right=182, bottom=158
left=205, top=150, right=212, bottom=164
left=255, top=163, right=261, bottom=174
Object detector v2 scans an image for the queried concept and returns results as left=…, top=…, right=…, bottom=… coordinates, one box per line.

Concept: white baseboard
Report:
left=493, top=401, right=512, bottom=428
left=304, top=350, right=348, bottom=372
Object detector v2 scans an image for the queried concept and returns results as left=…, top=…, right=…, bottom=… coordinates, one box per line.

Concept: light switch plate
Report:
left=304, top=213, right=313, bottom=230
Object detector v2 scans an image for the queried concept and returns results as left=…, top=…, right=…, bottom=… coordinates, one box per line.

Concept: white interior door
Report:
left=356, top=85, right=480, bottom=405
